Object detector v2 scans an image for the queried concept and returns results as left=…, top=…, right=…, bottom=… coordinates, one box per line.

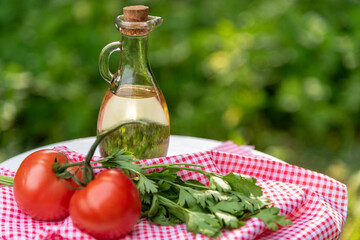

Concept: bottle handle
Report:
left=99, top=41, right=122, bottom=84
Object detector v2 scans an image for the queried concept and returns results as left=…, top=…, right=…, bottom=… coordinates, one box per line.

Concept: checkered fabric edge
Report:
left=0, top=142, right=347, bottom=240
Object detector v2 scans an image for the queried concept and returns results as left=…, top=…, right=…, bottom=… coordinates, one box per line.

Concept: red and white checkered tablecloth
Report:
left=0, top=141, right=347, bottom=240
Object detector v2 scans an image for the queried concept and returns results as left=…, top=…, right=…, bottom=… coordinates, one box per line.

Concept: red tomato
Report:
left=69, top=169, right=141, bottom=239
left=13, top=149, right=81, bottom=221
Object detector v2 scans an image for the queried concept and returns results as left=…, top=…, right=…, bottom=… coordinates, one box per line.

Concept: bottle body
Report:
left=97, top=84, right=170, bottom=159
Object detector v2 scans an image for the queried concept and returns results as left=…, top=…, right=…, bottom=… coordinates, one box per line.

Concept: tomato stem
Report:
left=56, top=161, right=83, bottom=171
left=81, top=120, right=148, bottom=184
left=53, top=120, right=147, bottom=186
left=56, top=158, right=112, bottom=172
left=84, top=120, right=148, bottom=165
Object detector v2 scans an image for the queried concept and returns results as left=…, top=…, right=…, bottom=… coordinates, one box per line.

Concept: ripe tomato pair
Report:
left=13, top=149, right=141, bottom=239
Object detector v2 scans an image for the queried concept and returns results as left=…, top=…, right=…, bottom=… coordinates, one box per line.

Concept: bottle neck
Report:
left=120, top=34, right=149, bottom=68
left=111, top=33, right=154, bottom=93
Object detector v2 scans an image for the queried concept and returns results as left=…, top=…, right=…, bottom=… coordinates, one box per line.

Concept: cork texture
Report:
left=123, top=5, right=149, bottom=22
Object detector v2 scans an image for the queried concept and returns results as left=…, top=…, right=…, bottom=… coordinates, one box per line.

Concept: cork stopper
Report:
left=121, top=5, right=149, bottom=35
left=123, top=5, right=149, bottom=22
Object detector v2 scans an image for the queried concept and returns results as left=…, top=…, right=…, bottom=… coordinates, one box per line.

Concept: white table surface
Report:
left=0, top=135, right=281, bottom=171
left=0, top=135, right=222, bottom=171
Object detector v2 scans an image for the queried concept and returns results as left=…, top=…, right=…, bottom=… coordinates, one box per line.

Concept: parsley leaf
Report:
left=178, top=188, right=197, bottom=207
left=136, top=175, right=158, bottom=195
left=224, top=172, right=263, bottom=197
left=185, top=211, right=222, bottom=237
left=213, top=211, right=239, bottom=228
left=253, top=207, right=293, bottom=230
left=209, top=176, right=232, bottom=193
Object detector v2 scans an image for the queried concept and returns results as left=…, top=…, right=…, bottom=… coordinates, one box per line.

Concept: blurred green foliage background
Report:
left=0, top=0, right=359, bottom=238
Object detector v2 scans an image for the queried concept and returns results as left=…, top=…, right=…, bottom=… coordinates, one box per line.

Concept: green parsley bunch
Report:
left=100, top=149, right=292, bottom=237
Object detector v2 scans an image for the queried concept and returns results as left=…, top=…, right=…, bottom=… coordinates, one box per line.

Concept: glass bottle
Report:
left=97, top=6, right=170, bottom=159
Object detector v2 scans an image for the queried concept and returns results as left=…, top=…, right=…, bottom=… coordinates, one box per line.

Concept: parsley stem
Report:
left=141, top=163, right=205, bottom=170
left=0, top=175, right=14, bottom=187
left=183, top=182, right=208, bottom=190
left=162, top=166, right=212, bottom=178
left=92, top=166, right=105, bottom=169
left=157, top=194, right=187, bottom=220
